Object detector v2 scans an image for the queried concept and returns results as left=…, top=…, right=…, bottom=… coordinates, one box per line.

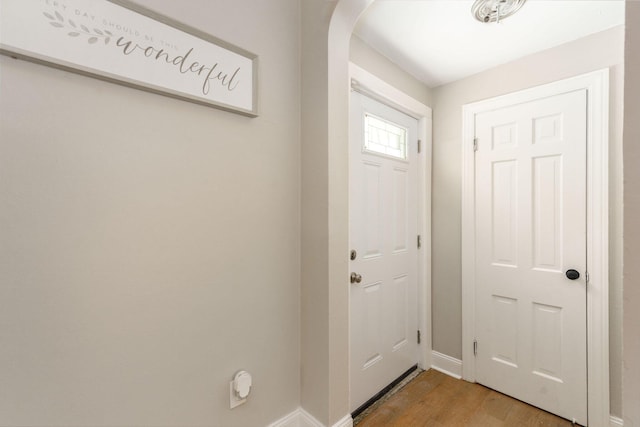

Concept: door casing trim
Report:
left=349, top=62, right=433, bottom=395
left=461, top=69, right=610, bottom=426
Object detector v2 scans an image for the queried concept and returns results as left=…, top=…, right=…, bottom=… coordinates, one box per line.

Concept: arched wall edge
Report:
left=326, top=0, right=374, bottom=425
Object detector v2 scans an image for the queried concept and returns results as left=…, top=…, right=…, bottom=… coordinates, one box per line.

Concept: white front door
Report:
left=474, top=89, right=588, bottom=424
left=349, top=91, right=419, bottom=412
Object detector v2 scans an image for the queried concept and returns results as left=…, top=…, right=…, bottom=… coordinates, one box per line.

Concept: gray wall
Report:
left=0, top=1, right=301, bottom=426
left=623, top=2, right=640, bottom=425
left=300, top=0, right=335, bottom=423
left=350, top=34, right=433, bottom=108
left=431, top=26, right=625, bottom=417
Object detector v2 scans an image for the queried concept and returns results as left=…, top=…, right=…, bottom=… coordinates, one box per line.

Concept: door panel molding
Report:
left=461, top=69, right=610, bottom=426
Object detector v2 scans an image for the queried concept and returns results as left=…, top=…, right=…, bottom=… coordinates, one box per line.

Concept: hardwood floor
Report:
left=355, top=370, right=575, bottom=427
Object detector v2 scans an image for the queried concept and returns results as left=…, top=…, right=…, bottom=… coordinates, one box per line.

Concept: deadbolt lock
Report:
left=350, top=250, right=357, bottom=260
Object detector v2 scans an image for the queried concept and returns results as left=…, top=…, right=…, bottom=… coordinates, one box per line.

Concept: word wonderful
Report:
left=115, top=37, right=241, bottom=96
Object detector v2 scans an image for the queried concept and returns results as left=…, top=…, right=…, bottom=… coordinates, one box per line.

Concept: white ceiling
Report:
left=353, top=0, right=625, bottom=88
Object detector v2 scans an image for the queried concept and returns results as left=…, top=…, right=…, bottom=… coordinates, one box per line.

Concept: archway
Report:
left=300, top=1, right=374, bottom=425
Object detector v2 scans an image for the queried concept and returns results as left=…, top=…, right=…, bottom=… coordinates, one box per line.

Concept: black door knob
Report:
left=566, top=269, right=580, bottom=280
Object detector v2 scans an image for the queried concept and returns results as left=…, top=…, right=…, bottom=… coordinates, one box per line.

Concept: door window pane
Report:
left=364, top=113, right=408, bottom=160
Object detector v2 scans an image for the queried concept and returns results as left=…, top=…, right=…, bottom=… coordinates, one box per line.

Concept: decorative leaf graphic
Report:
left=44, top=10, right=112, bottom=47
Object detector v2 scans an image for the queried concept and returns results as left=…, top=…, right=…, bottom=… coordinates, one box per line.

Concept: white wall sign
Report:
left=0, top=0, right=258, bottom=117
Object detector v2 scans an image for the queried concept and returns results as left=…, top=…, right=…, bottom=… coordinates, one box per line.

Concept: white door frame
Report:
left=461, top=69, right=610, bottom=426
left=349, top=62, right=433, bottom=378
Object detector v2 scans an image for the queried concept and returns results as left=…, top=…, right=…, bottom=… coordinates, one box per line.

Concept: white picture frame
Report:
left=0, top=0, right=259, bottom=117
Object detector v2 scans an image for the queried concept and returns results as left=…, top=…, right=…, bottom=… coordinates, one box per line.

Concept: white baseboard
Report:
left=431, top=351, right=462, bottom=379
left=331, top=414, right=353, bottom=427
left=298, top=409, right=324, bottom=427
left=267, top=409, right=303, bottom=427
left=610, top=415, right=624, bottom=427
left=267, top=408, right=352, bottom=427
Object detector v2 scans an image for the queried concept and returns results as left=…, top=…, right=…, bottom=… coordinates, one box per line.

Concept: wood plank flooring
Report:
left=355, top=370, right=575, bottom=427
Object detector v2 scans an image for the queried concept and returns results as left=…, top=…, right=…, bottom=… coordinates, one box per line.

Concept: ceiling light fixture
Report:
left=471, top=0, right=527, bottom=24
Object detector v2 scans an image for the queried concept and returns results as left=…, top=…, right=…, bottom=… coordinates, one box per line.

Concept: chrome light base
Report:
left=472, top=0, right=527, bottom=23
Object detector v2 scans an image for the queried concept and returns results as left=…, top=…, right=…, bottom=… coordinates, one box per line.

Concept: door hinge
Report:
left=418, top=139, right=422, bottom=153
left=417, top=235, right=422, bottom=249
left=417, top=330, right=421, bottom=344
left=473, top=137, right=478, bottom=152
left=473, top=339, right=478, bottom=356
